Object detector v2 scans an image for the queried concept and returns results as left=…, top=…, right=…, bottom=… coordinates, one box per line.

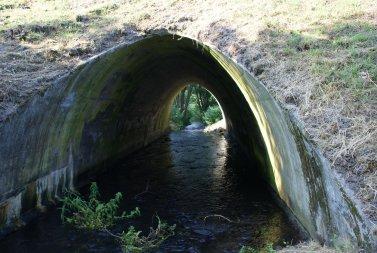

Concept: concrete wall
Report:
left=0, top=33, right=374, bottom=250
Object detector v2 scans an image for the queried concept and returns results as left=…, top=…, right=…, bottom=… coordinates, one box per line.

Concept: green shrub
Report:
left=204, top=105, right=222, bottom=125
left=170, top=84, right=223, bottom=128
left=119, top=216, right=176, bottom=253
left=170, top=106, right=186, bottom=130
left=239, top=245, right=258, bottom=253
left=188, top=103, right=204, bottom=123
left=60, top=182, right=140, bottom=230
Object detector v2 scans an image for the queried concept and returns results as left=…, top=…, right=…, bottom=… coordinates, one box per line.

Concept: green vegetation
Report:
left=239, top=246, right=258, bottom=253
left=89, top=4, right=119, bottom=16
left=170, top=84, right=222, bottom=129
left=276, top=21, right=377, bottom=101
left=118, top=217, right=175, bottom=253
left=203, top=105, right=222, bottom=125
left=60, top=182, right=140, bottom=230
left=60, top=182, right=175, bottom=252
left=239, top=243, right=276, bottom=253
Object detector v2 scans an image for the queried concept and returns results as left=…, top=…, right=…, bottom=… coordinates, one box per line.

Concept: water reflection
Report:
left=0, top=131, right=304, bottom=253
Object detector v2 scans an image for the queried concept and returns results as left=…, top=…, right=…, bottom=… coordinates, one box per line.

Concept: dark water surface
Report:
left=0, top=131, right=304, bottom=252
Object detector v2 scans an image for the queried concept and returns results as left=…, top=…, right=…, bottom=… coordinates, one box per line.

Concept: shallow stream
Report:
left=0, top=131, right=304, bottom=252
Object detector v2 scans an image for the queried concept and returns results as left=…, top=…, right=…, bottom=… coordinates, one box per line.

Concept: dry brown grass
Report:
left=0, top=0, right=376, bottom=237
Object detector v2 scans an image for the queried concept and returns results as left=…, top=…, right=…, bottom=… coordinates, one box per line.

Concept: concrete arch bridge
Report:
left=0, top=33, right=374, bottom=250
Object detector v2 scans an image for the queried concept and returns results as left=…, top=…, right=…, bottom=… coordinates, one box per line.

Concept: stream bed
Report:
left=0, top=131, right=305, bottom=252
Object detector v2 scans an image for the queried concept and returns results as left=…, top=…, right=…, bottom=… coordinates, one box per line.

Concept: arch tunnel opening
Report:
left=75, top=34, right=276, bottom=189
left=169, top=84, right=225, bottom=131
left=0, top=33, right=372, bottom=251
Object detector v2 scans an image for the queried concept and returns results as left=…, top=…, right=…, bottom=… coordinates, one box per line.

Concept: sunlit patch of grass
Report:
left=286, top=31, right=319, bottom=51
left=1, top=20, right=86, bottom=43
left=312, top=22, right=377, bottom=97
left=0, top=3, right=15, bottom=11
left=89, top=3, right=119, bottom=16
left=275, top=20, right=377, bottom=100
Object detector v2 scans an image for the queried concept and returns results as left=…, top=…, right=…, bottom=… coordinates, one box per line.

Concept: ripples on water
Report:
left=0, top=131, right=304, bottom=252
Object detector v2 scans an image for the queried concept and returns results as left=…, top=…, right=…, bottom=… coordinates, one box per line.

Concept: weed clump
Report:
left=117, top=217, right=176, bottom=253
left=239, top=243, right=276, bottom=253
left=60, top=182, right=140, bottom=230
left=60, top=182, right=175, bottom=252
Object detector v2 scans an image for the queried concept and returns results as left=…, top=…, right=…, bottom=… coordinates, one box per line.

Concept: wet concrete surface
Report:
left=0, top=131, right=304, bottom=252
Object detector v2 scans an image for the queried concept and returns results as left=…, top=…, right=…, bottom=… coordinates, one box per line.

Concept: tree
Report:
left=170, top=84, right=222, bottom=129
left=173, top=86, right=194, bottom=125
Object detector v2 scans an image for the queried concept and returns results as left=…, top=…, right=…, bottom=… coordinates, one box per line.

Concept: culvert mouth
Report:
left=0, top=33, right=374, bottom=251
left=0, top=130, right=307, bottom=252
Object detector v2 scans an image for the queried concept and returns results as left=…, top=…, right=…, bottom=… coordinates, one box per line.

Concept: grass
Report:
left=280, top=21, right=377, bottom=98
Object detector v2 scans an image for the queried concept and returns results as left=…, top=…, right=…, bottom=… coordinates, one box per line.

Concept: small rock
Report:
left=185, top=122, right=205, bottom=131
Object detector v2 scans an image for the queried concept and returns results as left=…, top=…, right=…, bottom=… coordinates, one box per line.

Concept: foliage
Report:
left=264, top=243, right=276, bottom=253
left=170, top=106, right=186, bottom=130
left=118, top=216, right=176, bottom=253
left=170, top=84, right=223, bottom=129
left=60, top=182, right=140, bottom=230
left=203, top=105, right=222, bottom=125
left=239, top=243, right=275, bottom=253
left=60, top=183, right=175, bottom=252
left=239, top=246, right=258, bottom=253
left=188, top=103, right=203, bottom=123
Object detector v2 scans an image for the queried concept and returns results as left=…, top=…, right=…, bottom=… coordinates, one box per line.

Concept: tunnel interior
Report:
left=74, top=35, right=273, bottom=187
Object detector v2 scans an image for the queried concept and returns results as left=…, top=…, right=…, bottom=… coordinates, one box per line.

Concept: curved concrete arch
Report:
left=0, top=33, right=374, bottom=249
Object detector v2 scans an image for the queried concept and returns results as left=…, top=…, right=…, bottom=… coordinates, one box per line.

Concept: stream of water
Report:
left=0, top=131, right=305, bottom=252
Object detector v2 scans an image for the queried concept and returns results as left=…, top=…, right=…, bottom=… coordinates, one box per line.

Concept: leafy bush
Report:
left=188, top=103, right=204, bottom=123
left=204, top=105, right=222, bottom=125
left=60, top=182, right=140, bottom=230
left=60, top=183, right=175, bottom=252
left=170, top=84, right=223, bottom=129
left=239, top=246, right=258, bottom=253
left=119, top=216, right=176, bottom=253
left=170, top=106, right=186, bottom=130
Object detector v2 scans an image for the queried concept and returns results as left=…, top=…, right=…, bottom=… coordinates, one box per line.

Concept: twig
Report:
left=203, top=214, right=234, bottom=223
left=102, top=228, right=122, bottom=239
